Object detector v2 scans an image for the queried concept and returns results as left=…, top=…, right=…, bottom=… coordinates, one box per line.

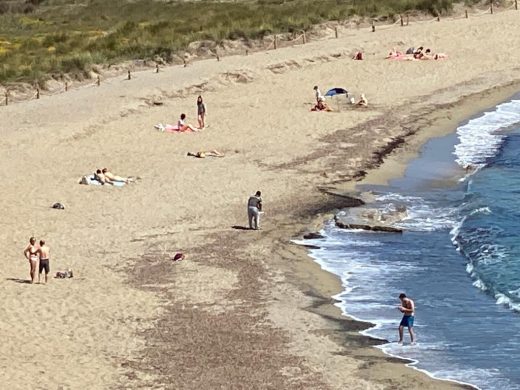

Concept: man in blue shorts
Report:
left=398, top=293, right=415, bottom=344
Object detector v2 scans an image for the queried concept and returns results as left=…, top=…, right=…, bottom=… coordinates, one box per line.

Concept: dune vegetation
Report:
left=0, top=0, right=479, bottom=84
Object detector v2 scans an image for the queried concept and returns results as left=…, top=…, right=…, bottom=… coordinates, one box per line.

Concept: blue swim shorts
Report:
left=400, top=315, right=414, bottom=327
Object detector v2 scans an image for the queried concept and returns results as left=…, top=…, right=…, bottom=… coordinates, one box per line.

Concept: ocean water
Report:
left=300, top=96, right=520, bottom=389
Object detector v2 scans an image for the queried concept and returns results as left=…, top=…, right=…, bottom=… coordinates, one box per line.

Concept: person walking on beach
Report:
left=23, top=237, right=39, bottom=284
left=196, top=95, right=207, bottom=129
left=247, top=191, right=262, bottom=230
left=398, top=293, right=415, bottom=344
left=37, top=240, right=51, bottom=284
left=313, top=85, right=324, bottom=103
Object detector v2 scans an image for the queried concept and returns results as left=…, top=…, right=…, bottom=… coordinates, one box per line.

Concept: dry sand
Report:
left=1, top=9, right=520, bottom=389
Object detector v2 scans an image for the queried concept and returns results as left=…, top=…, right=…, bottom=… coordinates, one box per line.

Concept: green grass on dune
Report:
left=0, top=0, right=459, bottom=84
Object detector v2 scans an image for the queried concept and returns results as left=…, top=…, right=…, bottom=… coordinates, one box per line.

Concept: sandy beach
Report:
left=2, top=9, right=520, bottom=389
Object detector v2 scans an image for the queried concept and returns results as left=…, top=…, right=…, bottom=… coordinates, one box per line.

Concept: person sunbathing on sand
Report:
left=413, top=46, right=424, bottom=59
left=311, top=98, right=333, bottom=112
left=357, top=94, right=368, bottom=107
left=386, top=48, right=403, bottom=59
left=187, top=150, right=224, bottom=158
left=178, top=113, right=197, bottom=132
left=94, top=169, right=113, bottom=185
left=102, top=168, right=134, bottom=183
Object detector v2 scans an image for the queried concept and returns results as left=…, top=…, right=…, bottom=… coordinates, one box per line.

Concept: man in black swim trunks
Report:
left=37, top=240, right=51, bottom=284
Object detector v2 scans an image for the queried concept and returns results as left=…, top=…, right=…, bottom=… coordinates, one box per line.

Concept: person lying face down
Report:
left=102, top=168, right=133, bottom=183
left=187, top=150, right=224, bottom=158
left=94, top=169, right=112, bottom=185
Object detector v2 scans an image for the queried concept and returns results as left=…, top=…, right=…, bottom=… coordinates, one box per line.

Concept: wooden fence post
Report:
left=65, top=82, right=68, bottom=91
left=302, top=31, right=306, bottom=44
left=334, top=27, right=338, bottom=38
left=156, top=64, right=159, bottom=73
left=127, top=70, right=131, bottom=80
left=406, top=15, right=409, bottom=25
left=4, top=91, right=8, bottom=106
left=400, top=15, right=404, bottom=26
left=465, top=9, right=468, bottom=18
left=245, top=49, right=249, bottom=56
left=515, top=0, right=518, bottom=10
left=96, top=75, right=100, bottom=86
left=490, top=0, right=493, bottom=14
left=274, top=35, right=278, bottom=49
left=371, top=21, right=375, bottom=32
left=437, top=14, right=440, bottom=21
left=36, top=87, right=40, bottom=99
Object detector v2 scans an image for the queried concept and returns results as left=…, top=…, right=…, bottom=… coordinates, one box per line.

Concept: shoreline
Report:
left=121, top=81, right=520, bottom=389
left=2, top=9, right=520, bottom=389
left=292, top=82, right=520, bottom=390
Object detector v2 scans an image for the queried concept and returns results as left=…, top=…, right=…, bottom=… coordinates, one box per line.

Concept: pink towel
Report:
left=164, top=124, right=180, bottom=132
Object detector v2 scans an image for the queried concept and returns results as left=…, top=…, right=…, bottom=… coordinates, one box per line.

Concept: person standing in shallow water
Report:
left=247, top=191, right=262, bottom=230
left=196, top=95, right=207, bottom=129
left=398, top=293, right=416, bottom=344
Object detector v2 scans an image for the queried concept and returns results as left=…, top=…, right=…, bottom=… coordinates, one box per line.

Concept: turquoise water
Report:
left=301, top=96, right=520, bottom=389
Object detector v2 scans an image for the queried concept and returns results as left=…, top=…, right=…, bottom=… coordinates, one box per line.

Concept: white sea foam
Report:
left=454, top=99, right=520, bottom=169
left=376, top=193, right=458, bottom=232
left=469, top=207, right=492, bottom=216
left=473, top=279, right=488, bottom=291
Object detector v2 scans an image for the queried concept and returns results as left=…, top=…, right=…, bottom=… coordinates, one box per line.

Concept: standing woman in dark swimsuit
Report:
left=196, top=95, right=207, bottom=130
left=23, top=237, right=39, bottom=284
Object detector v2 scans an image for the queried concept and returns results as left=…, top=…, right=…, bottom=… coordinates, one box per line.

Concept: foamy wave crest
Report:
left=454, top=221, right=519, bottom=312
left=376, top=193, right=457, bottom=231
left=454, top=99, right=520, bottom=168
left=495, top=293, right=520, bottom=313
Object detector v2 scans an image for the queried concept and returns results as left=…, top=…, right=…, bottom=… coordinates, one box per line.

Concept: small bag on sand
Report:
left=171, top=253, right=185, bottom=262
left=55, top=269, right=74, bottom=279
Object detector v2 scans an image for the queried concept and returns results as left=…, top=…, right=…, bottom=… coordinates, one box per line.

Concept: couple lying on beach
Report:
left=94, top=168, right=134, bottom=185
left=386, top=46, right=448, bottom=61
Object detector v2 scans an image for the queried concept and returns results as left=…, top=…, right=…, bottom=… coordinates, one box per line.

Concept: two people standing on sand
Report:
left=398, top=293, right=415, bottom=344
left=23, top=237, right=51, bottom=284
left=247, top=191, right=262, bottom=230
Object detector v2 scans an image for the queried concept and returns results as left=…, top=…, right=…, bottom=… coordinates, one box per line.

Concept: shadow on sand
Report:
left=6, top=278, right=32, bottom=284
left=231, top=225, right=251, bottom=230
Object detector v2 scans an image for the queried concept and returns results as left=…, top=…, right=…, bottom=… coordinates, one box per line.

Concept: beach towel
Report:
left=79, top=174, right=126, bottom=187
left=154, top=123, right=194, bottom=133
